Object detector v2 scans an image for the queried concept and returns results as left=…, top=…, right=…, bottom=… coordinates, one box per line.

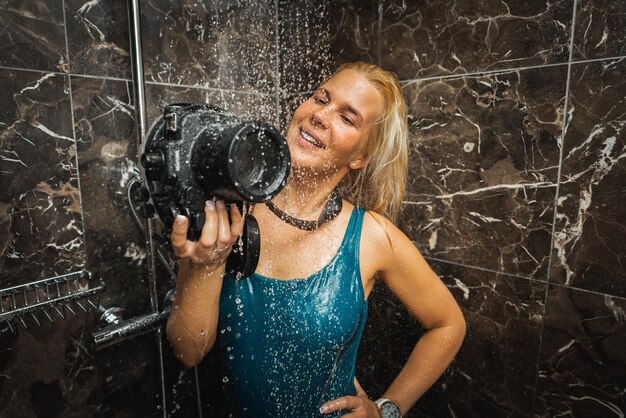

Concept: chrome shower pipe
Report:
left=127, top=1, right=167, bottom=416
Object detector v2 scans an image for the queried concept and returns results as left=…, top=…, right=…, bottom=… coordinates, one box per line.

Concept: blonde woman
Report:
left=166, top=62, right=466, bottom=417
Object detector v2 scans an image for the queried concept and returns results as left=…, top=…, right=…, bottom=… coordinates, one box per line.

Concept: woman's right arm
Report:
left=165, top=200, right=243, bottom=368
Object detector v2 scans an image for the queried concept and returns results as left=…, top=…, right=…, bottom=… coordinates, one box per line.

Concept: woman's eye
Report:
left=314, top=96, right=327, bottom=105
left=342, top=116, right=354, bottom=126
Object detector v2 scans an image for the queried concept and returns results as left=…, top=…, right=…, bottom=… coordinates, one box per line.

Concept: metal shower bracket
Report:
left=0, top=270, right=104, bottom=332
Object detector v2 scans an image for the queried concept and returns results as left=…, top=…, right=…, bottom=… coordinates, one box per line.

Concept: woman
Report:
left=166, top=62, right=466, bottom=417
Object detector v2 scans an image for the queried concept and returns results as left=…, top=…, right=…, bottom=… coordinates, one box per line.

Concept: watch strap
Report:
left=374, top=398, right=402, bottom=418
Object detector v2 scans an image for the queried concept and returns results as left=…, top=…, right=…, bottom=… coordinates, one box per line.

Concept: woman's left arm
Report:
left=372, top=215, right=466, bottom=415
left=321, top=213, right=466, bottom=417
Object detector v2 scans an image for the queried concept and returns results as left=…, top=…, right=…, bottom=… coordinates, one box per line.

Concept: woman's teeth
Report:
left=301, top=129, right=323, bottom=148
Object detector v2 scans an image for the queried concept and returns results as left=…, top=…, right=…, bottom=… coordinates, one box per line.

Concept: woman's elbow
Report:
left=452, top=309, right=467, bottom=349
left=166, top=320, right=214, bottom=368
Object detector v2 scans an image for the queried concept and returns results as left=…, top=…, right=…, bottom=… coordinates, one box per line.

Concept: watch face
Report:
left=380, top=401, right=401, bottom=418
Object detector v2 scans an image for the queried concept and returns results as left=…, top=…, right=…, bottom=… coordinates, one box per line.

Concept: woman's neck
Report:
left=270, top=168, right=345, bottom=219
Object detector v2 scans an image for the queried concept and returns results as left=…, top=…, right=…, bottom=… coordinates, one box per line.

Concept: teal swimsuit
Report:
left=215, top=207, right=368, bottom=417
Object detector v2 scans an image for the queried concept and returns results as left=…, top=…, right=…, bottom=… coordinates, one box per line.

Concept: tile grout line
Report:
left=0, top=65, right=277, bottom=97
left=3, top=55, right=624, bottom=99
left=398, top=55, right=626, bottom=85
left=530, top=0, right=580, bottom=413
left=423, top=255, right=626, bottom=301
left=422, top=255, right=533, bottom=280
left=61, top=0, right=89, bottom=274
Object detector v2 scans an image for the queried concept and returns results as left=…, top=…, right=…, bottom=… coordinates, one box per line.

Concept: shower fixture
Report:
left=0, top=271, right=104, bottom=332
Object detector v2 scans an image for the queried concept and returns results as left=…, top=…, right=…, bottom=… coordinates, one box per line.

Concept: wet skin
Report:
left=167, top=69, right=466, bottom=418
left=285, top=68, right=384, bottom=179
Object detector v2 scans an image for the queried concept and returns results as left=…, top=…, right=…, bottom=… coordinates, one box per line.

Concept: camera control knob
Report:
left=148, top=181, right=164, bottom=195
left=141, top=151, right=164, bottom=169
left=133, top=184, right=150, bottom=203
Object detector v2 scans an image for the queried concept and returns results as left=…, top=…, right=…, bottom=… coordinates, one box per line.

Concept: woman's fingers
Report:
left=215, top=200, right=231, bottom=245
left=171, top=215, right=191, bottom=257
left=319, top=396, right=361, bottom=414
left=170, top=200, right=242, bottom=264
left=190, top=201, right=220, bottom=263
left=197, top=201, right=218, bottom=249
left=229, top=204, right=244, bottom=238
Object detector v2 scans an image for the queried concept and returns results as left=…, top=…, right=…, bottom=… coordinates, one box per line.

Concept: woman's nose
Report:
left=310, top=109, right=328, bottom=129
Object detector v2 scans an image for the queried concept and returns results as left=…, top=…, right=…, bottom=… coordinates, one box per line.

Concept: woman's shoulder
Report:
left=340, top=201, right=409, bottom=250
left=360, top=208, right=408, bottom=255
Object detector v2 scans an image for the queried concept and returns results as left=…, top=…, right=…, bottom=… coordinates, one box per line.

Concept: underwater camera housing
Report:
left=140, top=103, right=291, bottom=278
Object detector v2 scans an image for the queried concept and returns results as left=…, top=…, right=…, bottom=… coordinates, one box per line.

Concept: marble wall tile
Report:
left=278, top=0, right=379, bottom=94
left=65, top=0, right=131, bottom=78
left=357, top=261, right=546, bottom=417
left=95, top=332, right=163, bottom=416
left=573, top=0, right=626, bottom=61
left=0, top=1, right=67, bottom=72
left=0, top=317, right=100, bottom=417
left=535, top=286, right=626, bottom=417
left=550, top=58, right=626, bottom=298
left=400, top=66, right=566, bottom=278
left=141, top=0, right=277, bottom=93
left=379, top=0, right=573, bottom=80
left=0, top=70, right=85, bottom=288
left=71, top=76, right=155, bottom=316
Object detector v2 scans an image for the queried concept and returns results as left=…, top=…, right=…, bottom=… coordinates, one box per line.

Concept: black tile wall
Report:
left=65, top=0, right=131, bottom=78
left=0, top=1, right=67, bottom=72
left=358, top=261, right=548, bottom=418
left=572, top=0, right=626, bottom=60
left=278, top=0, right=380, bottom=93
left=549, top=58, right=626, bottom=298
left=1, top=0, right=625, bottom=417
left=0, top=70, right=85, bottom=288
left=399, top=66, right=566, bottom=278
left=535, top=286, right=626, bottom=416
left=381, top=0, right=573, bottom=79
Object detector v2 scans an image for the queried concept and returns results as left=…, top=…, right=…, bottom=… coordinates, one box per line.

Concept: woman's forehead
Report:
left=321, top=70, right=384, bottom=121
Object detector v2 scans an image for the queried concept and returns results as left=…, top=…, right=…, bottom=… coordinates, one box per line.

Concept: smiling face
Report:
left=285, top=69, right=385, bottom=178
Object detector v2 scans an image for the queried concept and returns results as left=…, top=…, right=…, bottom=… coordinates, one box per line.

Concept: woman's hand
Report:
left=319, top=377, right=381, bottom=417
left=170, top=200, right=244, bottom=271
left=166, top=200, right=243, bottom=367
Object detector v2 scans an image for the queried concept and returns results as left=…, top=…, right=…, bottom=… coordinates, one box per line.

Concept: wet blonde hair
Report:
left=334, top=62, right=409, bottom=222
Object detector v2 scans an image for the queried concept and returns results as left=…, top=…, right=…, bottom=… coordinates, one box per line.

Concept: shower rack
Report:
left=0, top=270, right=104, bottom=332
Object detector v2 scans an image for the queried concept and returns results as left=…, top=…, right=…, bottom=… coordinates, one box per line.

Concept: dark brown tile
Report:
left=0, top=70, right=85, bottom=288
left=145, top=83, right=279, bottom=129
left=400, top=66, right=566, bottom=277
left=0, top=316, right=101, bottom=417
left=0, top=1, right=67, bottom=72
left=278, top=0, right=380, bottom=93
left=573, top=0, right=626, bottom=61
left=379, top=0, right=573, bottom=79
left=65, top=0, right=131, bottom=78
left=71, top=76, right=155, bottom=316
left=550, top=58, right=626, bottom=297
left=536, top=285, right=626, bottom=417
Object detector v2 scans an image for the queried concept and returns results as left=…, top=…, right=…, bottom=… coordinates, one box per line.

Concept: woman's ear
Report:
left=348, top=157, right=367, bottom=170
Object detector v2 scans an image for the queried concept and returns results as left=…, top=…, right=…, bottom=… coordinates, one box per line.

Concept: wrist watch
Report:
left=375, top=398, right=401, bottom=418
